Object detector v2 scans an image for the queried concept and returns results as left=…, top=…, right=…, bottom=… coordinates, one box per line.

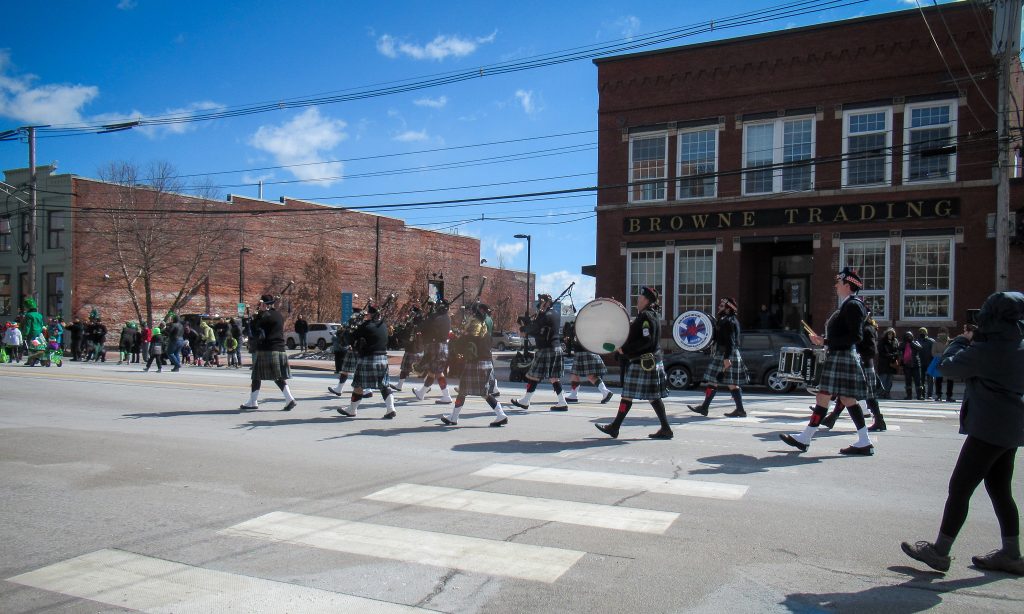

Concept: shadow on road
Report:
left=781, top=565, right=1007, bottom=613
left=450, top=438, right=627, bottom=454
left=234, top=416, right=345, bottom=429
left=320, top=425, right=454, bottom=441
left=122, top=408, right=267, bottom=418
left=689, top=452, right=839, bottom=475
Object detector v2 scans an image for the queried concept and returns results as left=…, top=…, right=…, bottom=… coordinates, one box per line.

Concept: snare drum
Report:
left=778, top=346, right=827, bottom=392
left=672, top=310, right=716, bottom=352
left=574, top=298, right=630, bottom=354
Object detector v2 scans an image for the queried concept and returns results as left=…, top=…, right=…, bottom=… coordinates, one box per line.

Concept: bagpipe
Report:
left=447, top=277, right=489, bottom=370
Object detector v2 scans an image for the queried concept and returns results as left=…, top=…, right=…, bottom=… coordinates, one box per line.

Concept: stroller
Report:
left=25, top=338, right=63, bottom=367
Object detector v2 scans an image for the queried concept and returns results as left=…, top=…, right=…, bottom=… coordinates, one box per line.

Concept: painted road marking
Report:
left=6, top=548, right=429, bottom=613
left=221, top=511, right=583, bottom=583
left=473, top=463, right=747, bottom=500
left=364, top=483, right=678, bottom=534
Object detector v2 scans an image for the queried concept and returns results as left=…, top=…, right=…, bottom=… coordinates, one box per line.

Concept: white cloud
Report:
left=537, top=271, right=596, bottom=304
left=248, top=108, right=348, bottom=185
left=414, top=95, right=448, bottom=109
left=0, top=50, right=99, bottom=125
left=515, top=89, right=537, bottom=114
left=614, top=15, right=641, bottom=40
left=241, top=172, right=275, bottom=186
left=117, top=0, right=138, bottom=10
left=393, top=129, right=429, bottom=142
left=491, top=240, right=524, bottom=264
left=376, top=31, right=497, bottom=61
left=91, top=100, right=225, bottom=139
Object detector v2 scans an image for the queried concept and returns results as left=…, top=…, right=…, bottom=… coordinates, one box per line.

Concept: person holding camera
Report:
left=902, top=292, right=1024, bottom=575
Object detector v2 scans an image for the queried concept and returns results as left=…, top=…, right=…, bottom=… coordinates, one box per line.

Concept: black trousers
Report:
left=940, top=436, right=1019, bottom=540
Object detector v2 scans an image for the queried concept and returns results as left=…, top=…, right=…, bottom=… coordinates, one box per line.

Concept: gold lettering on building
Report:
left=717, top=213, right=733, bottom=228
left=808, top=207, right=822, bottom=223
left=907, top=201, right=923, bottom=218
left=649, top=217, right=662, bottom=232
left=742, top=211, right=756, bottom=226
left=629, top=218, right=641, bottom=233
left=670, top=216, right=685, bottom=230
left=860, top=204, right=876, bottom=221
left=692, top=214, right=709, bottom=229
left=886, top=202, right=896, bottom=219
left=934, top=200, right=952, bottom=217
left=833, top=206, right=849, bottom=222
left=785, top=209, right=799, bottom=224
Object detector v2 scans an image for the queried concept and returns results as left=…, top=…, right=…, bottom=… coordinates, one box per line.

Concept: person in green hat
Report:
left=20, top=297, right=44, bottom=345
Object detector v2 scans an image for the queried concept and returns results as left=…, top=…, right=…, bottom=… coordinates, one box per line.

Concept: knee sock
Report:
left=521, top=380, right=538, bottom=404
left=596, top=378, right=610, bottom=396
left=277, top=380, right=295, bottom=403
left=610, top=399, right=633, bottom=429
left=651, top=399, right=671, bottom=431
left=552, top=381, right=567, bottom=405
left=349, top=392, right=362, bottom=414
left=449, top=396, right=465, bottom=421
left=566, top=381, right=579, bottom=400
left=847, top=403, right=872, bottom=447
left=438, top=374, right=447, bottom=390
left=701, top=386, right=717, bottom=408
left=866, top=398, right=881, bottom=418
left=797, top=404, right=828, bottom=444
left=486, top=395, right=506, bottom=419
left=730, top=388, right=744, bottom=412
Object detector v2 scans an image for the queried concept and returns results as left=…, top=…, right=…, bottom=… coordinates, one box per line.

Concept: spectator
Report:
left=91, top=316, right=108, bottom=362
left=3, top=322, right=23, bottom=363
left=118, top=322, right=136, bottom=365
left=230, top=318, right=243, bottom=367
left=164, top=313, right=183, bottom=372
left=214, top=317, right=230, bottom=353
left=757, top=304, right=773, bottom=329
left=69, top=318, right=84, bottom=361
left=902, top=292, right=1024, bottom=575
left=917, top=327, right=935, bottom=400
left=931, top=328, right=955, bottom=402
left=144, top=326, right=164, bottom=373
left=900, top=331, right=924, bottom=400
left=295, top=314, right=309, bottom=350
left=141, top=323, right=152, bottom=364
left=876, top=328, right=900, bottom=399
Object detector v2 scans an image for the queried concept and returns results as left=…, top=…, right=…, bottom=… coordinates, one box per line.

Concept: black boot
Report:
left=868, top=414, right=887, bottom=432
left=688, top=386, right=715, bottom=416
left=724, top=388, right=746, bottom=418
left=820, top=410, right=841, bottom=430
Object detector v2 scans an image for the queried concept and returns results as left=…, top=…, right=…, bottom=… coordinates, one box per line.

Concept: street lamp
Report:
left=239, top=247, right=253, bottom=304
left=513, top=234, right=532, bottom=316
left=461, top=275, right=470, bottom=306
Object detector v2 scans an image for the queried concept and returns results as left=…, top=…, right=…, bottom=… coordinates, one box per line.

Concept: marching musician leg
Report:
left=338, top=391, right=361, bottom=417
left=839, top=400, right=874, bottom=455
left=565, top=376, right=580, bottom=402
left=512, top=379, right=538, bottom=409
left=436, top=374, right=452, bottom=404
left=241, top=379, right=260, bottom=409
left=596, top=398, right=632, bottom=438
left=414, top=375, right=434, bottom=401
left=276, top=379, right=297, bottom=411
left=594, top=377, right=614, bottom=403
left=381, top=386, right=396, bottom=419
left=550, top=380, right=568, bottom=411
left=724, top=387, right=746, bottom=418
left=688, top=386, right=716, bottom=416
left=780, top=398, right=829, bottom=451
left=648, top=399, right=673, bottom=440
left=820, top=398, right=845, bottom=430
left=486, top=395, right=508, bottom=427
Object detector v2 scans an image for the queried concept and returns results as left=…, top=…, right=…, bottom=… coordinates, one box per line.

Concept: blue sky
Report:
left=0, top=0, right=950, bottom=303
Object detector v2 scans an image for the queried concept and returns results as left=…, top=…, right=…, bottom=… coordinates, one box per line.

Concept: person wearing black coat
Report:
left=900, top=332, right=924, bottom=400
left=337, top=305, right=395, bottom=418
left=902, top=291, right=1024, bottom=576
left=688, top=297, right=750, bottom=418
left=240, top=295, right=297, bottom=411
left=68, top=318, right=84, bottom=361
left=876, top=328, right=901, bottom=399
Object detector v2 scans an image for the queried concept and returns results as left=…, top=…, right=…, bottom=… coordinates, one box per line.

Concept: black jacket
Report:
left=252, top=309, right=286, bottom=352
left=714, top=312, right=740, bottom=355
left=526, top=308, right=561, bottom=349
left=423, top=311, right=452, bottom=344
left=877, top=334, right=901, bottom=375
left=939, top=292, right=1024, bottom=448
left=856, top=321, right=878, bottom=365
left=355, top=319, right=389, bottom=355
left=294, top=318, right=309, bottom=335
left=824, top=296, right=866, bottom=351
left=620, top=308, right=660, bottom=361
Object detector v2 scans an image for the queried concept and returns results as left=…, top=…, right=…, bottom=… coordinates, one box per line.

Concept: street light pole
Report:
left=239, top=247, right=252, bottom=304
left=514, top=234, right=532, bottom=316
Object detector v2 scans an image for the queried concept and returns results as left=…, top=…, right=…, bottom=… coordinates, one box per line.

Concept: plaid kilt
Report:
left=421, top=342, right=449, bottom=374
left=861, top=361, right=878, bottom=400
left=252, top=350, right=291, bottom=381
left=571, top=351, right=607, bottom=377
left=527, top=346, right=565, bottom=380
left=817, top=348, right=869, bottom=400
left=400, top=350, right=422, bottom=374
left=702, top=348, right=750, bottom=386
left=622, top=359, right=670, bottom=401
left=458, top=360, right=494, bottom=397
left=353, top=353, right=390, bottom=390
left=338, top=349, right=358, bottom=374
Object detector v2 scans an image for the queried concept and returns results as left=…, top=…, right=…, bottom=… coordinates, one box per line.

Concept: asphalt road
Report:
left=1, top=360, right=1022, bottom=613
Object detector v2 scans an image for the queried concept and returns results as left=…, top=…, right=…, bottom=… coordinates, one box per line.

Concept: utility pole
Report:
left=992, top=0, right=1022, bottom=292
left=27, top=126, right=37, bottom=302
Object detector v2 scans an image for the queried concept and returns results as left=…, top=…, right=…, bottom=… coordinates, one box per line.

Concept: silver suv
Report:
left=492, top=331, right=523, bottom=351
left=285, top=323, right=341, bottom=350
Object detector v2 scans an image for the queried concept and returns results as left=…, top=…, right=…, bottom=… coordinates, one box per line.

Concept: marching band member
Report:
left=337, top=303, right=395, bottom=419
left=779, top=267, right=874, bottom=455
left=511, top=293, right=569, bottom=411
left=440, top=303, right=508, bottom=427
left=240, top=295, right=297, bottom=411
left=564, top=322, right=614, bottom=404
left=413, top=299, right=454, bottom=404
left=819, top=311, right=887, bottom=432
left=390, top=305, right=424, bottom=392
left=595, top=286, right=673, bottom=439
left=688, top=297, right=749, bottom=418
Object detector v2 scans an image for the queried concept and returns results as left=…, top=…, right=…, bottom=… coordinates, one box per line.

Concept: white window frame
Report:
left=839, top=239, right=889, bottom=321
left=674, top=245, right=716, bottom=320
left=902, top=99, right=958, bottom=184
left=900, top=236, right=955, bottom=321
left=625, top=248, right=667, bottom=318
left=741, top=115, right=816, bottom=196
left=676, top=127, right=718, bottom=200
left=628, top=131, right=669, bottom=204
left=842, top=106, right=893, bottom=188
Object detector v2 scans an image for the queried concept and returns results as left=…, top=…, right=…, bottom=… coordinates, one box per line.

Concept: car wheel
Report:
left=765, top=369, right=794, bottom=393
left=316, top=338, right=327, bottom=350
left=666, top=365, right=692, bottom=390
left=286, top=339, right=296, bottom=350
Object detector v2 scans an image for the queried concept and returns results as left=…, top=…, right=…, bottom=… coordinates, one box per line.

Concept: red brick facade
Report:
left=594, top=3, right=1023, bottom=339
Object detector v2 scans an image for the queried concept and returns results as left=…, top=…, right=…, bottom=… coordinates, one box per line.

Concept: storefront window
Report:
left=0, top=273, right=10, bottom=315
left=627, top=249, right=664, bottom=316
left=678, top=128, right=717, bottom=198
left=743, top=117, right=815, bottom=195
left=48, top=211, right=66, bottom=250
left=843, top=107, right=892, bottom=187
left=904, top=101, right=956, bottom=183
left=0, top=217, right=11, bottom=252
left=46, top=272, right=64, bottom=317
left=676, top=247, right=715, bottom=315
left=629, top=133, right=667, bottom=202
left=743, top=123, right=774, bottom=194
left=902, top=237, right=953, bottom=320
left=841, top=239, right=888, bottom=320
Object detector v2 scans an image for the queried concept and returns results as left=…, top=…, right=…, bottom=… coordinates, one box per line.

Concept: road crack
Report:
left=505, top=520, right=553, bottom=542
left=415, top=569, right=458, bottom=608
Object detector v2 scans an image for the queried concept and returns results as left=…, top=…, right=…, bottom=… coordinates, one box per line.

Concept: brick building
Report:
left=0, top=166, right=531, bottom=330
left=593, top=2, right=1024, bottom=340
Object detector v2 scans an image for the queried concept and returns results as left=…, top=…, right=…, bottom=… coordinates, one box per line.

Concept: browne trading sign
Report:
left=622, top=198, right=960, bottom=235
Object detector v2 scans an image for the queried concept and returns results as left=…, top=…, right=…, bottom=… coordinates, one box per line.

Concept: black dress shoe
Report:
left=687, top=404, right=709, bottom=416
left=362, top=392, right=374, bottom=399
left=648, top=429, right=673, bottom=440
left=601, top=391, right=615, bottom=404
left=819, top=413, right=839, bottom=430
left=382, top=410, right=396, bottom=420
left=511, top=398, right=529, bottom=410
left=723, top=410, right=747, bottom=418
left=565, top=398, right=580, bottom=404
left=336, top=408, right=356, bottom=417
left=868, top=418, right=887, bottom=432
left=779, top=433, right=808, bottom=452
left=282, top=400, right=297, bottom=412
left=839, top=444, right=874, bottom=456
left=595, top=423, right=619, bottom=439
left=489, top=417, right=508, bottom=427
left=439, top=416, right=456, bottom=425
left=239, top=404, right=258, bottom=410
left=550, top=405, right=569, bottom=412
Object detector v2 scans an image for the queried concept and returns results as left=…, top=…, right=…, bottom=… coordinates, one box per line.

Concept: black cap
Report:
left=640, top=286, right=659, bottom=303
left=837, top=267, right=863, bottom=289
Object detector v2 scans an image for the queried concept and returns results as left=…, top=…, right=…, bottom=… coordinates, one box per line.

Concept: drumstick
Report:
left=800, top=320, right=817, bottom=337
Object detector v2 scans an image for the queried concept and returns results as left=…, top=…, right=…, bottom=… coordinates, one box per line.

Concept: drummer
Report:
left=779, top=267, right=875, bottom=455
left=688, top=297, right=750, bottom=418
left=564, top=320, right=615, bottom=405
left=595, top=286, right=673, bottom=440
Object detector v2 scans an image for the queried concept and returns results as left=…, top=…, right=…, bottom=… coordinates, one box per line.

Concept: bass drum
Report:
left=672, top=310, right=716, bottom=352
left=574, top=298, right=631, bottom=354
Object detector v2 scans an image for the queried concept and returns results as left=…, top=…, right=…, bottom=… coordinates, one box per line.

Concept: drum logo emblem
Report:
left=672, top=310, right=715, bottom=352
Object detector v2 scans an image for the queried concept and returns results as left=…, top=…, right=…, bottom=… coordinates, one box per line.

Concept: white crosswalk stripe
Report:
left=221, top=511, right=584, bottom=583
left=364, top=483, right=679, bottom=534
left=473, top=463, right=748, bottom=500
left=6, top=548, right=430, bottom=613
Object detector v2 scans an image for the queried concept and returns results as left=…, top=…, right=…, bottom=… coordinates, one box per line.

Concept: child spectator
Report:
left=225, top=335, right=239, bottom=368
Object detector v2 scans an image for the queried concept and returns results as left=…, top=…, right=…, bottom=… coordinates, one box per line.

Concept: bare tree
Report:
left=84, top=161, right=237, bottom=324
left=295, top=238, right=341, bottom=322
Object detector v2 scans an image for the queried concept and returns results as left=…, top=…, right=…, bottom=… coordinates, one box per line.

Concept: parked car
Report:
left=662, top=329, right=812, bottom=393
left=492, top=331, right=523, bottom=351
left=285, top=322, right=341, bottom=350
